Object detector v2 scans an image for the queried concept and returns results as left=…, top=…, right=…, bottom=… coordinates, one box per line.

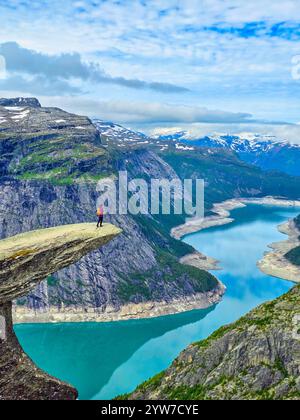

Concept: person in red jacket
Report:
left=96, top=205, right=104, bottom=228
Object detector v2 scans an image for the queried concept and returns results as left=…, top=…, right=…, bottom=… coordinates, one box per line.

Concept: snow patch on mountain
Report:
left=152, top=128, right=300, bottom=176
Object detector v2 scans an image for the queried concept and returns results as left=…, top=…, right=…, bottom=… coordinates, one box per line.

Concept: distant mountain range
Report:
left=154, top=131, right=300, bottom=176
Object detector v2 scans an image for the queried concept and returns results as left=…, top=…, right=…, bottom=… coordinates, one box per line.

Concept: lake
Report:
left=15, top=204, right=299, bottom=400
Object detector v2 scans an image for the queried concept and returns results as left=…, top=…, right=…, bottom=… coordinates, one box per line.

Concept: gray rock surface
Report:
left=0, top=223, right=121, bottom=303
left=0, top=99, right=220, bottom=320
left=126, top=285, right=300, bottom=400
left=0, top=97, right=41, bottom=108
left=0, top=301, right=77, bottom=400
left=0, top=223, right=121, bottom=400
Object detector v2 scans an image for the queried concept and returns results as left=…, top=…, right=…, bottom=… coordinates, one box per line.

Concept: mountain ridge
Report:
left=154, top=130, right=300, bottom=176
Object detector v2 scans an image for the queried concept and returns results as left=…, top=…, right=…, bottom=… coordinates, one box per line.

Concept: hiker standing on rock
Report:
left=96, top=205, right=104, bottom=228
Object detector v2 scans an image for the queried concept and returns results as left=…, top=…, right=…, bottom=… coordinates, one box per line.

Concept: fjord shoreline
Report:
left=258, top=219, right=300, bottom=283
left=13, top=196, right=300, bottom=324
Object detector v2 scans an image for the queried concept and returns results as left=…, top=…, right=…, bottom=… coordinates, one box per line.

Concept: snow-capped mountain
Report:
left=93, top=119, right=151, bottom=148
left=93, top=119, right=179, bottom=152
left=155, top=131, right=300, bottom=176
left=92, top=120, right=300, bottom=177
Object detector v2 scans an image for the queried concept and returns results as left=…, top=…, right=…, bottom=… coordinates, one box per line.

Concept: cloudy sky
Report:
left=1, top=0, right=300, bottom=141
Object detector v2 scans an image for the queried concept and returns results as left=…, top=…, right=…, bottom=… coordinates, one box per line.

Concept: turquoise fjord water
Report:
left=15, top=205, right=299, bottom=400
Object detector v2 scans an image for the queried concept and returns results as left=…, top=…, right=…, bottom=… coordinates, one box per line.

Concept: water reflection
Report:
left=16, top=304, right=215, bottom=400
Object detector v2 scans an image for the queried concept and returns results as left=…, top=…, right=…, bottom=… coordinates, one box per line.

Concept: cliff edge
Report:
left=0, top=223, right=121, bottom=400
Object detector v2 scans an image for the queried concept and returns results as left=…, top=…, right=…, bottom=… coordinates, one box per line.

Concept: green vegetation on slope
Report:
left=13, top=136, right=111, bottom=185
left=116, top=215, right=218, bottom=303
left=286, top=246, right=300, bottom=266
left=123, top=285, right=300, bottom=401
left=112, top=205, right=219, bottom=303
left=117, top=249, right=217, bottom=302
left=134, top=214, right=194, bottom=258
left=160, top=148, right=300, bottom=212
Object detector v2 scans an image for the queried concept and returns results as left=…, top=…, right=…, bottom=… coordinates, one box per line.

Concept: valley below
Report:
left=2, top=0, right=300, bottom=402
left=15, top=204, right=300, bottom=400
left=1, top=98, right=299, bottom=400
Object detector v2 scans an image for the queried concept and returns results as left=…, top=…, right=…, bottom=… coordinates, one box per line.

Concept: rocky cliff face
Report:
left=0, top=223, right=121, bottom=400
left=0, top=100, right=108, bottom=180
left=126, top=285, right=300, bottom=401
left=0, top=97, right=41, bottom=108
left=0, top=99, right=220, bottom=320
left=155, top=131, right=300, bottom=177
left=1, top=98, right=298, bottom=320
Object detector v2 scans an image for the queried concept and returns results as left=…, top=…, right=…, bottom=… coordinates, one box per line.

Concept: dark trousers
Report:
left=97, top=216, right=103, bottom=227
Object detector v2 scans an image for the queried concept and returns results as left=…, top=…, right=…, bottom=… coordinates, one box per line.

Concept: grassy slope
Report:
left=0, top=108, right=113, bottom=185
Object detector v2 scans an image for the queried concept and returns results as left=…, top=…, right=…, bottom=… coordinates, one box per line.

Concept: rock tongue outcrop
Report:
left=0, top=223, right=121, bottom=303
left=0, top=223, right=121, bottom=400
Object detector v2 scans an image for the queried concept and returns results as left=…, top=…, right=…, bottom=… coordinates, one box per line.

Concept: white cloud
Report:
left=35, top=96, right=253, bottom=124
left=0, top=1, right=300, bottom=124
left=0, top=42, right=189, bottom=94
